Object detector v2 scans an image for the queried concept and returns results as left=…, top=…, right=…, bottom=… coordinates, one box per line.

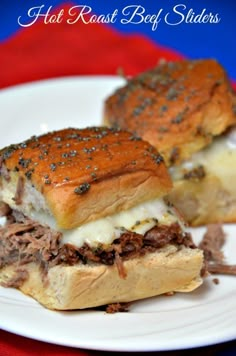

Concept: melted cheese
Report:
left=170, top=127, right=236, bottom=193
left=29, top=198, right=178, bottom=248
left=0, top=216, right=7, bottom=227
left=62, top=198, right=178, bottom=247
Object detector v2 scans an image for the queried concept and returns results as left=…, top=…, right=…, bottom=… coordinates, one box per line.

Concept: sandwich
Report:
left=0, top=127, right=203, bottom=310
left=104, top=59, right=236, bottom=226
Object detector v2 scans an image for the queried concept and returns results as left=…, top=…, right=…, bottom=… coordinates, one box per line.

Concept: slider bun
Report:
left=104, top=59, right=236, bottom=166
left=0, top=245, right=203, bottom=310
left=0, top=127, right=172, bottom=229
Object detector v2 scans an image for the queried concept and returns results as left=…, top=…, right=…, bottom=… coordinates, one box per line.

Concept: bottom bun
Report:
left=0, top=245, right=203, bottom=310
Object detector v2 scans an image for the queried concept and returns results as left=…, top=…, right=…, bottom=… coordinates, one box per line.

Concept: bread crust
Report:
left=104, top=59, right=236, bottom=166
left=0, top=127, right=172, bottom=229
left=0, top=245, right=203, bottom=310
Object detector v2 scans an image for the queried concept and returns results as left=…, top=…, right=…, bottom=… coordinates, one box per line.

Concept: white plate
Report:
left=0, top=76, right=236, bottom=352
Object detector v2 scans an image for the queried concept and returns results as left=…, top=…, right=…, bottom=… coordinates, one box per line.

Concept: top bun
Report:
left=104, top=59, right=236, bottom=166
left=0, top=127, right=172, bottom=229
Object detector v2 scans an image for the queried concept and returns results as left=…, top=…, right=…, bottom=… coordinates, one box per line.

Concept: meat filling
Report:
left=199, top=224, right=236, bottom=276
left=0, top=206, right=196, bottom=286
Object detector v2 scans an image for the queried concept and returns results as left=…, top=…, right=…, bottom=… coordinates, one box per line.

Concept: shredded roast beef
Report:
left=55, top=223, right=195, bottom=270
left=2, top=206, right=236, bottom=290
left=105, top=302, right=131, bottom=314
left=207, top=263, right=236, bottom=275
left=0, top=207, right=195, bottom=286
left=199, top=224, right=236, bottom=277
left=199, top=224, right=226, bottom=263
left=0, top=211, right=61, bottom=271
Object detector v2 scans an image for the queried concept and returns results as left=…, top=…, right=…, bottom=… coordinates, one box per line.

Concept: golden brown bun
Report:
left=0, top=127, right=172, bottom=229
left=0, top=245, right=203, bottom=310
left=104, top=59, right=236, bottom=166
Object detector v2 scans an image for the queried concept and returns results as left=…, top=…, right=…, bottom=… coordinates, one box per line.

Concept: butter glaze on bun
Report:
left=104, top=59, right=235, bottom=166
left=0, top=127, right=171, bottom=229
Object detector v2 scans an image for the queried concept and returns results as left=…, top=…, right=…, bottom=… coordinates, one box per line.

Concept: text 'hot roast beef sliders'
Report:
left=0, top=127, right=203, bottom=310
left=104, top=59, right=236, bottom=226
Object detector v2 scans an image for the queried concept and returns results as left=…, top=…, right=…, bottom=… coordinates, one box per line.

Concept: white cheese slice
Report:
left=0, top=216, right=7, bottom=227
left=30, top=197, right=178, bottom=248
